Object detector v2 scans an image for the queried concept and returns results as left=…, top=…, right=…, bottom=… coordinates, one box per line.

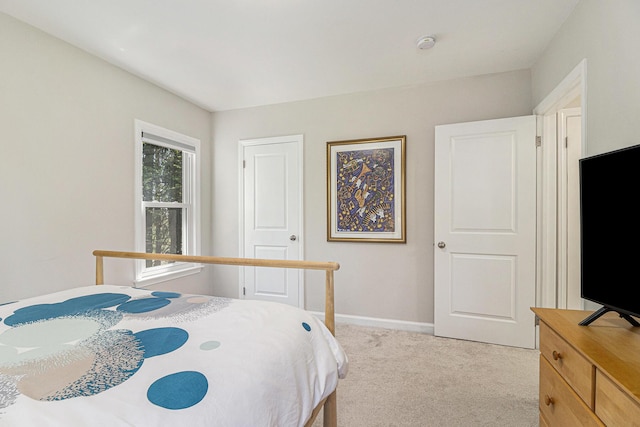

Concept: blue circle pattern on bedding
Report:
left=0, top=290, right=314, bottom=412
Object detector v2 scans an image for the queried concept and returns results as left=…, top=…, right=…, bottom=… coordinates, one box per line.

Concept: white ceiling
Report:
left=1, top=0, right=579, bottom=112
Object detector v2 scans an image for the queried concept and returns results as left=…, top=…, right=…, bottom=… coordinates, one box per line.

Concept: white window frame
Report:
left=134, top=119, right=202, bottom=286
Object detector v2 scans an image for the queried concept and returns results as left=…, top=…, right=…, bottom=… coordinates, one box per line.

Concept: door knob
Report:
left=290, top=235, right=297, bottom=241
left=437, top=241, right=446, bottom=249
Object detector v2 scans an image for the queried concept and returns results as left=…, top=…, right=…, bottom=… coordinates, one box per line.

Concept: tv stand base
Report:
left=579, top=306, right=640, bottom=327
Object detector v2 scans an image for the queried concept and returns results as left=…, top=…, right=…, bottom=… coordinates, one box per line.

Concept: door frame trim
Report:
left=534, top=59, right=587, bottom=310
left=238, top=134, right=305, bottom=307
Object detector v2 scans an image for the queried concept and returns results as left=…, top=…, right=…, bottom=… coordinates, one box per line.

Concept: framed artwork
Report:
left=326, top=135, right=406, bottom=243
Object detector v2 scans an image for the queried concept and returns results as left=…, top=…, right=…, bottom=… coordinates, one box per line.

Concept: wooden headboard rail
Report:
left=92, top=250, right=340, bottom=335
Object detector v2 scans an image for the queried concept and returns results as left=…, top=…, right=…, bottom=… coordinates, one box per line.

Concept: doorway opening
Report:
left=535, top=59, right=586, bottom=310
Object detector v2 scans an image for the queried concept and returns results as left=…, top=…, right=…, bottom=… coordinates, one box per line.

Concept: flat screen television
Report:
left=579, top=143, right=640, bottom=326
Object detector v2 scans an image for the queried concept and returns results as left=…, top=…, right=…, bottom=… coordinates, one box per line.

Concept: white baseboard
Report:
left=311, top=311, right=434, bottom=335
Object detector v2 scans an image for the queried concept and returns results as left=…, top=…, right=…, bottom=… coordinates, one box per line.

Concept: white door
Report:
left=557, top=108, right=582, bottom=309
left=239, top=135, right=303, bottom=307
left=434, top=116, right=537, bottom=348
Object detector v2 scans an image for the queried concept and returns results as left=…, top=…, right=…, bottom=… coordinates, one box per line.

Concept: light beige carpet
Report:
left=313, top=324, right=539, bottom=427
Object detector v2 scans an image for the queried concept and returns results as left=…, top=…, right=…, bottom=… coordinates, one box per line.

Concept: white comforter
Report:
left=0, top=285, right=347, bottom=426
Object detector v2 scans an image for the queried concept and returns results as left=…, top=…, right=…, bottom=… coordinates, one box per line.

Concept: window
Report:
left=134, top=120, right=201, bottom=285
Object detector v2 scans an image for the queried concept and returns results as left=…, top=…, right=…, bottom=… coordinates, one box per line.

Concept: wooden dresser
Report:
left=532, top=308, right=640, bottom=426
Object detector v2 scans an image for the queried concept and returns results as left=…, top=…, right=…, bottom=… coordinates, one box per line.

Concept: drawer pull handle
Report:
left=544, top=395, right=555, bottom=406
left=552, top=350, right=563, bottom=361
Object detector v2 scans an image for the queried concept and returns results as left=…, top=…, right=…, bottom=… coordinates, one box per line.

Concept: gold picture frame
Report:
left=327, top=135, right=406, bottom=243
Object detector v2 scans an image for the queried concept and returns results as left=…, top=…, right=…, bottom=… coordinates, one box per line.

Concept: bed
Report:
left=0, top=250, right=347, bottom=427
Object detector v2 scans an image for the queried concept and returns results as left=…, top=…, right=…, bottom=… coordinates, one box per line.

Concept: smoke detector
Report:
left=416, top=35, right=436, bottom=50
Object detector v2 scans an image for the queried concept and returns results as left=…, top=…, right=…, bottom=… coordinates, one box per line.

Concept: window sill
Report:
left=135, top=264, right=203, bottom=288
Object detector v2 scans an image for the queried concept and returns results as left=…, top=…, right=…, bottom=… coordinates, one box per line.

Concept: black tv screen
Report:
left=580, top=144, right=640, bottom=326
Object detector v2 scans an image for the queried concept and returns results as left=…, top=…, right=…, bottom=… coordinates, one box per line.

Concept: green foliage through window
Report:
left=143, top=143, right=184, bottom=267
left=143, top=143, right=183, bottom=202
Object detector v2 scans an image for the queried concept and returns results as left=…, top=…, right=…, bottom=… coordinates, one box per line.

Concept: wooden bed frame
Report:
left=92, top=250, right=340, bottom=427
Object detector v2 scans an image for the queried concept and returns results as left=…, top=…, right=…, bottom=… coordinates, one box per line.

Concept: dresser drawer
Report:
left=539, top=321, right=594, bottom=407
left=539, top=412, right=550, bottom=427
left=539, top=356, right=604, bottom=426
left=595, top=370, right=640, bottom=426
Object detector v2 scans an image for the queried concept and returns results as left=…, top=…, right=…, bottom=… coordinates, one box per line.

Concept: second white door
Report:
left=557, top=108, right=582, bottom=309
left=434, top=116, right=537, bottom=349
left=240, top=135, right=303, bottom=307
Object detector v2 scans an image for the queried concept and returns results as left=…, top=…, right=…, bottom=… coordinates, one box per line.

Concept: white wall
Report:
left=212, top=70, right=532, bottom=325
left=0, top=13, right=213, bottom=302
left=532, top=0, right=640, bottom=156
